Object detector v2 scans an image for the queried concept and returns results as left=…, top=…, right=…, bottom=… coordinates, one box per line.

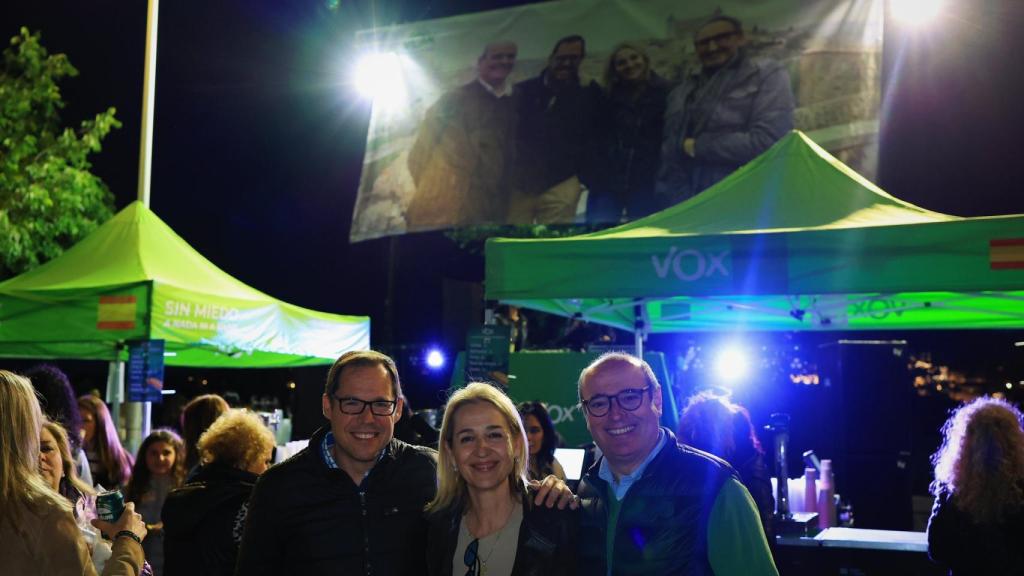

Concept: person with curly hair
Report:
left=518, top=401, right=565, bottom=481
left=678, top=392, right=774, bottom=538
left=927, top=396, right=1024, bottom=575
left=78, top=394, right=134, bottom=490
left=162, top=409, right=275, bottom=576
left=125, top=429, right=185, bottom=576
left=0, top=370, right=148, bottom=576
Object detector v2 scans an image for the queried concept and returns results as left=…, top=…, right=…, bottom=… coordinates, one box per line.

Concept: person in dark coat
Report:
left=425, top=383, right=577, bottom=576
left=926, top=396, right=1024, bottom=575
left=509, top=35, right=609, bottom=225
left=588, top=42, right=670, bottom=223
left=163, top=409, right=275, bottom=576
left=677, top=391, right=775, bottom=539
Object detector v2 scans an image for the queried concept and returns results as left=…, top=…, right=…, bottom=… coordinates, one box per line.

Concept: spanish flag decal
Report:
left=990, top=238, right=1024, bottom=270
left=97, top=295, right=137, bottom=330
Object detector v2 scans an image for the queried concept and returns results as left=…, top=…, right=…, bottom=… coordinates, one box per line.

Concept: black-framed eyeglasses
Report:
left=332, top=396, right=398, bottom=416
left=695, top=30, right=739, bottom=49
left=581, top=386, right=651, bottom=417
left=463, top=537, right=480, bottom=576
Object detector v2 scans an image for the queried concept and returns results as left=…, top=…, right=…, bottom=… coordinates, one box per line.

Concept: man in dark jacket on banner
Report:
left=236, top=350, right=573, bottom=576
left=656, top=15, right=794, bottom=206
left=509, top=34, right=608, bottom=225
left=576, top=352, right=778, bottom=575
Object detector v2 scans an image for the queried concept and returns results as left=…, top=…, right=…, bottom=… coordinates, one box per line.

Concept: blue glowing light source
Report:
left=713, top=345, right=750, bottom=383
left=425, top=349, right=446, bottom=370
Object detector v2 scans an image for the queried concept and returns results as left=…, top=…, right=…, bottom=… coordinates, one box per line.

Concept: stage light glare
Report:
left=354, top=51, right=405, bottom=103
left=713, top=346, right=750, bottom=383
left=890, top=0, right=945, bottom=28
left=425, top=348, right=446, bottom=370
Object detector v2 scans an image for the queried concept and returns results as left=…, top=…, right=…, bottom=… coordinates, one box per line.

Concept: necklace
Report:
left=478, top=521, right=509, bottom=576
left=467, top=502, right=519, bottom=576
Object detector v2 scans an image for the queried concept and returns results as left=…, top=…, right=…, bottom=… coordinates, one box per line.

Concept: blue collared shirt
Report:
left=598, top=428, right=667, bottom=501
left=321, top=431, right=385, bottom=490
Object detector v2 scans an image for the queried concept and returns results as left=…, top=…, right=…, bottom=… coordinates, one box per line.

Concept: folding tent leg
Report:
left=634, top=301, right=645, bottom=357
left=106, top=360, right=125, bottom=434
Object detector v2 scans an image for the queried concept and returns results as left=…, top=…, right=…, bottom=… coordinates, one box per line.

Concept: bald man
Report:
left=405, top=41, right=519, bottom=230
left=576, top=352, right=778, bottom=575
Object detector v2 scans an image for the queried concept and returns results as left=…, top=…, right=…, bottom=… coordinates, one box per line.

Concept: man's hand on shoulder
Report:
left=529, top=475, right=580, bottom=510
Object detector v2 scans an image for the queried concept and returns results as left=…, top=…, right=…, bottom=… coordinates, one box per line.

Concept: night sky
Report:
left=2, top=1, right=1023, bottom=412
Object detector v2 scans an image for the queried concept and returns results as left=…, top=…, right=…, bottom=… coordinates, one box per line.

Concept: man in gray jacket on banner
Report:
left=656, top=15, right=794, bottom=205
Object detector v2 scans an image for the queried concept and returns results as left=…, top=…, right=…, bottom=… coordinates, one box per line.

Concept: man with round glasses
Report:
left=576, top=352, right=777, bottom=575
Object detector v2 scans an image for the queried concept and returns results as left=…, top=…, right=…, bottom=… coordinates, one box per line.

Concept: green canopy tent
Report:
left=486, top=131, right=1024, bottom=345
left=0, top=201, right=370, bottom=367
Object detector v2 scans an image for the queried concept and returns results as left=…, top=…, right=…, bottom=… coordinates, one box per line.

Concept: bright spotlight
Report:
left=713, top=346, right=750, bottom=383
left=890, top=0, right=945, bottom=28
left=425, top=348, right=446, bottom=370
left=353, top=52, right=407, bottom=108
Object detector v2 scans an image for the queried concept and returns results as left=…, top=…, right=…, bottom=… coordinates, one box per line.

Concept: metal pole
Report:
left=137, top=0, right=159, bottom=207
left=126, top=0, right=160, bottom=454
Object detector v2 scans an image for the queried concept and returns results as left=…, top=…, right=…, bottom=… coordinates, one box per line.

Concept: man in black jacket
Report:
left=236, top=350, right=573, bottom=576
left=508, top=35, right=608, bottom=225
left=576, top=352, right=777, bottom=575
left=236, top=350, right=435, bottom=576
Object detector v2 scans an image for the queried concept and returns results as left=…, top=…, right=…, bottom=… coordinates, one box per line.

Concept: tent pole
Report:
left=105, top=359, right=125, bottom=439
left=634, top=301, right=644, bottom=357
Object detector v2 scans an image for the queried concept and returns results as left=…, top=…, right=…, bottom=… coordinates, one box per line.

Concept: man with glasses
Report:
left=509, top=34, right=609, bottom=225
left=237, top=350, right=573, bottom=576
left=576, top=352, right=777, bottom=575
left=656, top=14, right=794, bottom=206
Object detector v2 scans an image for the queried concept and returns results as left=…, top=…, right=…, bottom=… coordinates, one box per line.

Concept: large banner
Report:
left=351, top=0, right=883, bottom=242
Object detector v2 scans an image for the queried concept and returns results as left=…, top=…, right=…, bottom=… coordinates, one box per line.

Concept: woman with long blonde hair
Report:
left=927, top=396, right=1024, bottom=574
left=425, top=382, right=576, bottom=576
left=0, top=370, right=147, bottom=575
left=588, top=41, right=669, bottom=223
left=40, top=419, right=97, bottom=525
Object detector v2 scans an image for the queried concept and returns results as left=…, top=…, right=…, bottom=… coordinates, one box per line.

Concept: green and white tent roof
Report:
left=0, top=202, right=369, bottom=366
left=486, top=131, right=1024, bottom=332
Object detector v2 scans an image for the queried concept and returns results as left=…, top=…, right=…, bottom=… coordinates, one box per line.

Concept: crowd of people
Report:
left=403, top=13, right=795, bottom=230
left=3, top=350, right=1022, bottom=576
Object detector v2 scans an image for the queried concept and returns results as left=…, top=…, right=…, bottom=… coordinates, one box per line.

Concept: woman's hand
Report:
left=529, top=475, right=579, bottom=510
left=91, top=501, right=148, bottom=542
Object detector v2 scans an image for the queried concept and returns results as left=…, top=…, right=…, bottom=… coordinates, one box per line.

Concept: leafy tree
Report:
left=0, top=27, right=121, bottom=279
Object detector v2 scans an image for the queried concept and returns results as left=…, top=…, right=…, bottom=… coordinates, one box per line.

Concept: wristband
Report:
left=115, top=530, right=142, bottom=545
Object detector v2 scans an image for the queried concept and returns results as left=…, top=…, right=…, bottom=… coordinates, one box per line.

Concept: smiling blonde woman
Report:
left=425, top=382, right=576, bottom=576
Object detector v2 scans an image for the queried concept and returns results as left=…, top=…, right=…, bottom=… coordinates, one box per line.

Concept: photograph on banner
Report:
left=350, top=0, right=882, bottom=242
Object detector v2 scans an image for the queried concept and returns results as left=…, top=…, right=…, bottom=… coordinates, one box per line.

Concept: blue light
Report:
left=713, top=345, right=750, bottom=384
left=425, top=348, right=446, bottom=370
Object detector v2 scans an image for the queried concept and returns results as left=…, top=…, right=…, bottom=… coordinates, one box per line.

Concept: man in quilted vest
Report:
left=576, top=352, right=777, bottom=575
